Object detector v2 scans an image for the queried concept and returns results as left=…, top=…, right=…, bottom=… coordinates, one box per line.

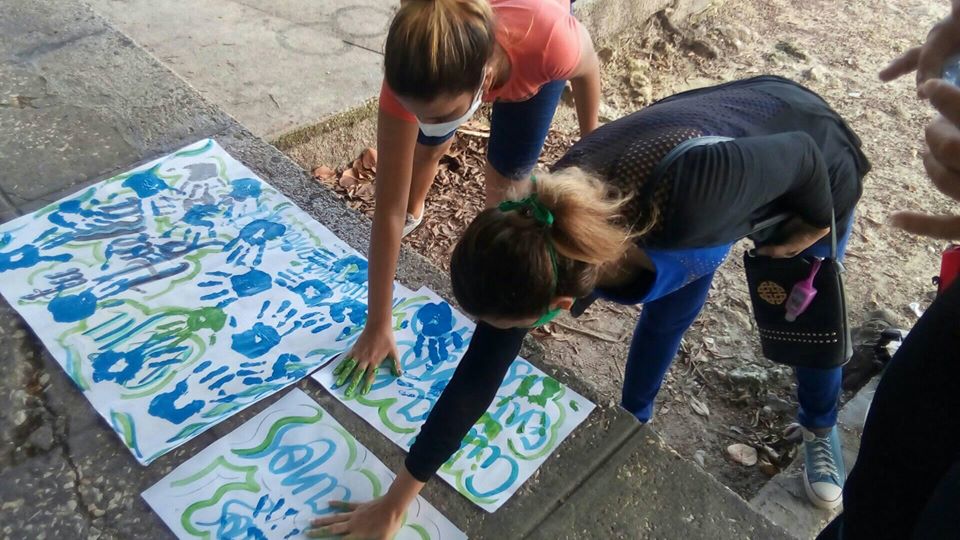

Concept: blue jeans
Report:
left=622, top=221, right=853, bottom=429
left=417, top=79, right=567, bottom=179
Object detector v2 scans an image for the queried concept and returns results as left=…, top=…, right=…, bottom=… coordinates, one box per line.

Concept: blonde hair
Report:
left=451, top=168, right=635, bottom=319
left=385, top=0, right=496, bottom=101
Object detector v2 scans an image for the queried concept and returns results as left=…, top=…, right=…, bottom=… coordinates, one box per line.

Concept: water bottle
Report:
left=944, top=54, right=960, bottom=86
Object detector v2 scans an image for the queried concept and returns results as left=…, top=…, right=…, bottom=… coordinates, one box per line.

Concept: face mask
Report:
left=417, top=86, right=483, bottom=138
left=529, top=307, right=562, bottom=328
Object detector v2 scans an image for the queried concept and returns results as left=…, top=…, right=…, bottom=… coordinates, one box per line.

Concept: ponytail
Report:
left=385, top=0, right=496, bottom=101
left=451, top=168, right=634, bottom=320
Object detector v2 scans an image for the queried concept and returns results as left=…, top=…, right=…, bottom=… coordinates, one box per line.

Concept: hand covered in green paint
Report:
left=307, top=498, right=404, bottom=540
left=334, top=323, right=401, bottom=398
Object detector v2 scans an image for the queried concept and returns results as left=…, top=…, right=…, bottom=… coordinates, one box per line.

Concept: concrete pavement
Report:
left=1, top=0, right=787, bottom=538
left=84, top=0, right=396, bottom=139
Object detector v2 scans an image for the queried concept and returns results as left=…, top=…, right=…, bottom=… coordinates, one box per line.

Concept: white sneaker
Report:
left=402, top=212, right=423, bottom=237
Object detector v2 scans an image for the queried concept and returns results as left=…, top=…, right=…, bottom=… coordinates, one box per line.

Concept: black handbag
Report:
left=652, top=136, right=851, bottom=369
left=743, top=212, right=851, bottom=369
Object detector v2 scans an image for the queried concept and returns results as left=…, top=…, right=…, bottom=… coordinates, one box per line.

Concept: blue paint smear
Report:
left=231, top=323, right=281, bottom=359
left=198, top=365, right=229, bottom=384
left=91, top=348, right=145, bottom=384
left=230, top=178, right=262, bottom=201
left=192, top=360, right=213, bottom=373
left=147, top=380, right=204, bottom=424
left=0, top=244, right=72, bottom=272
left=122, top=165, right=171, bottom=198
left=230, top=269, right=272, bottom=297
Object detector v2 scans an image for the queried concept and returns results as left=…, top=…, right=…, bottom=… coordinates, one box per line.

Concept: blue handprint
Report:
left=223, top=219, right=287, bottom=267
left=0, top=244, right=72, bottom=272
left=412, top=302, right=467, bottom=364
left=304, top=249, right=368, bottom=296
left=199, top=269, right=273, bottom=308
left=230, top=300, right=323, bottom=359
left=275, top=268, right=334, bottom=307
left=205, top=495, right=301, bottom=540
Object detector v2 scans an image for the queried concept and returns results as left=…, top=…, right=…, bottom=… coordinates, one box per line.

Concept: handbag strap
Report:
left=650, top=136, right=734, bottom=182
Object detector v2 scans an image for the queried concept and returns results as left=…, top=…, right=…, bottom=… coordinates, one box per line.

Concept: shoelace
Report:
left=809, top=435, right=841, bottom=481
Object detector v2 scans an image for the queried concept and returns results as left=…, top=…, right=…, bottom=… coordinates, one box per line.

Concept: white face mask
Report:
left=417, top=86, right=484, bottom=138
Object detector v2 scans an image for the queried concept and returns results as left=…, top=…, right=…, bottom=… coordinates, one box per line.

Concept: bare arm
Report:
left=569, top=23, right=601, bottom=136
left=336, top=109, right=420, bottom=395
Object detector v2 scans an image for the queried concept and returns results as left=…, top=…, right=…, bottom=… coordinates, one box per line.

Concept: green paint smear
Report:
left=405, top=523, right=430, bottom=540
left=507, top=386, right=567, bottom=461
left=175, top=456, right=261, bottom=538
left=516, top=375, right=561, bottom=406
left=570, top=400, right=580, bottom=412
left=167, top=422, right=209, bottom=444
left=355, top=395, right=417, bottom=434
left=111, top=411, right=138, bottom=453
left=476, top=412, right=502, bottom=440
left=174, top=139, right=214, bottom=158
left=233, top=408, right=324, bottom=457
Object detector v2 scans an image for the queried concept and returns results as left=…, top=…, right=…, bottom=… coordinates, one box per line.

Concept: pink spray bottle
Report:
left=785, top=258, right=822, bottom=322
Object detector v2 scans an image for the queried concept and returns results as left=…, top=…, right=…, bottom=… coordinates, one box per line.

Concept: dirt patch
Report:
left=282, top=0, right=953, bottom=498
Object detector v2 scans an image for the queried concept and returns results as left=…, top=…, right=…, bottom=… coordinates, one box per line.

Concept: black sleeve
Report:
left=660, top=131, right=833, bottom=246
left=404, top=322, right=528, bottom=482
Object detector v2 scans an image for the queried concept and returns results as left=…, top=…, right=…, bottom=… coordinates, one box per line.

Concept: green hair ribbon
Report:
left=497, top=182, right=560, bottom=298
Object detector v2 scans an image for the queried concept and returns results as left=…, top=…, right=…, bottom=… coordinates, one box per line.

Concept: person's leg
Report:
left=821, top=281, right=960, bottom=539
left=407, top=132, right=457, bottom=221
left=486, top=79, right=566, bottom=206
left=789, top=211, right=855, bottom=508
left=622, top=272, right=716, bottom=422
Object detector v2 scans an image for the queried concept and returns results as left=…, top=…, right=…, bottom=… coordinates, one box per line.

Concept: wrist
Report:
left=384, top=468, right=425, bottom=510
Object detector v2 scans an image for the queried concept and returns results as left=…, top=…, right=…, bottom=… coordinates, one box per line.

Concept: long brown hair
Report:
left=384, top=0, right=496, bottom=101
left=451, top=168, right=634, bottom=320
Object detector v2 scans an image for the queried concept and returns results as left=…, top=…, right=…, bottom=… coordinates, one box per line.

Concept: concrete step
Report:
left=750, top=378, right=880, bottom=540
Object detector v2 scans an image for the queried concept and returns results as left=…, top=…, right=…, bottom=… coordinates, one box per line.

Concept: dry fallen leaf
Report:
left=312, top=165, right=335, bottom=180
left=726, top=443, right=758, bottom=467
left=339, top=169, right=358, bottom=188
left=689, top=397, right=710, bottom=417
left=361, top=147, right=377, bottom=170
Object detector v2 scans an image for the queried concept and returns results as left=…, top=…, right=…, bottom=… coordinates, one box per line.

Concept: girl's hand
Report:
left=307, top=497, right=405, bottom=540
left=756, top=218, right=830, bottom=258
left=334, top=323, right=401, bottom=398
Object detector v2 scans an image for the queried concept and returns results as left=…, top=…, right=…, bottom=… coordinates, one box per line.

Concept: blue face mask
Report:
left=498, top=183, right=565, bottom=329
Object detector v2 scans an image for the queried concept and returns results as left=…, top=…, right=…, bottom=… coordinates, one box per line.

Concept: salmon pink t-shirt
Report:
left=380, top=0, right=583, bottom=122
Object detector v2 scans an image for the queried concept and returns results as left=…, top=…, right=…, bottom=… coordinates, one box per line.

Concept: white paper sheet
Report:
left=143, top=388, right=466, bottom=540
left=313, top=287, right=595, bottom=512
left=0, top=139, right=374, bottom=464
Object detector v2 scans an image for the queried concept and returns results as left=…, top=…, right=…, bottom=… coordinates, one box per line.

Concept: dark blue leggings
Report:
left=417, top=79, right=568, bottom=179
left=622, top=225, right=851, bottom=429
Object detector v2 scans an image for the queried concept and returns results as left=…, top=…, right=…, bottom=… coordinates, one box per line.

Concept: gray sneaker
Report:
left=802, top=425, right=845, bottom=509
left=402, top=212, right=423, bottom=237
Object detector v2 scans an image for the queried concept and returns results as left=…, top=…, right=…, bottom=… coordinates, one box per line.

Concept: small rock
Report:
left=760, top=405, right=775, bottom=418
left=764, top=392, right=794, bottom=413
left=13, top=410, right=27, bottom=427
left=689, top=397, right=710, bottom=417
left=727, top=443, right=758, bottom=466
left=27, top=424, right=54, bottom=452
left=726, top=365, right=769, bottom=390
left=803, top=65, right=828, bottom=82
left=65, top=500, right=77, bottom=512
left=693, top=449, right=706, bottom=468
